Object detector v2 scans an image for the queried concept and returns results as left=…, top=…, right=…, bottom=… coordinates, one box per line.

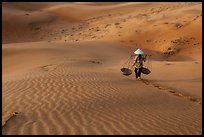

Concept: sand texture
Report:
left=2, top=2, right=202, bottom=135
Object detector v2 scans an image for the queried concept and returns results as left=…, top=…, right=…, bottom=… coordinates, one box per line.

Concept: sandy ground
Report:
left=2, top=2, right=202, bottom=135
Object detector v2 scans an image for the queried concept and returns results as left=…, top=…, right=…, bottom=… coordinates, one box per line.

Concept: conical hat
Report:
left=134, top=49, right=144, bottom=55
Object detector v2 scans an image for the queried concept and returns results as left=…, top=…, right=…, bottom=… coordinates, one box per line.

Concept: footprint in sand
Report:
left=89, top=60, right=102, bottom=64
left=104, top=24, right=111, bottom=28
left=2, top=111, right=19, bottom=128
left=165, top=63, right=173, bottom=65
left=146, top=40, right=152, bottom=42
left=141, top=79, right=201, bottom=105
left=41, top=64, right=57, bottom=72
left=175, top=23, right=183, bottom=28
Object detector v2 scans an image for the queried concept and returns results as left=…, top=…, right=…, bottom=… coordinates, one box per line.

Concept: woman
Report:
left=132, top=49, right=146, bottom=80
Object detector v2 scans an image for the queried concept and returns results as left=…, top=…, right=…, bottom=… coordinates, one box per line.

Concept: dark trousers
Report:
left=134, top=67, right=142, bottom=78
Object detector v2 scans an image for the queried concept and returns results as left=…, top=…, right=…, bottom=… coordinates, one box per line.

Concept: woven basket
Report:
left=121, top=68, right=132, bottom=76
left=141, top=67, right=151, bottom=74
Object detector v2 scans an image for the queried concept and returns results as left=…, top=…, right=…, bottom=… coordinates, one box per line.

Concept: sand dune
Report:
left=2, top=2, right=202, bottom=135
left=2, top=2, right=201, bottom=61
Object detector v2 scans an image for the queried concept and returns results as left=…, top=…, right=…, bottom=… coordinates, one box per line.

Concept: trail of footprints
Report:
left=141, top=79, right=201, bottom=105
left=2, top=62, right=202, bottom=134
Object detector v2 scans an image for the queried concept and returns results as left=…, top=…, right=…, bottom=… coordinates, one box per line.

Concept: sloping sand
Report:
left=2, top=2, right=202, bottom=135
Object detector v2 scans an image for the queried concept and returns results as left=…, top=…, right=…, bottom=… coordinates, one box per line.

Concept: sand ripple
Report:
left=2, top=60, right=202, bottom=135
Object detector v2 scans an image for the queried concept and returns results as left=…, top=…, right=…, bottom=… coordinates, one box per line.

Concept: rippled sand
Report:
left=2, top=2, right=202, bottom=135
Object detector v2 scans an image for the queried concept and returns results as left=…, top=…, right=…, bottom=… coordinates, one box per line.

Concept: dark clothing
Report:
left=133, top=55, right=146, bottom=69
left=132, top=54, right=146, bottom=79
left=134, top=67, right=142, bottom=78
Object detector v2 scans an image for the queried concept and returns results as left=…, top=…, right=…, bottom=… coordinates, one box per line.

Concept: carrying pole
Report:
left=122, top=54, right=134, bottom=68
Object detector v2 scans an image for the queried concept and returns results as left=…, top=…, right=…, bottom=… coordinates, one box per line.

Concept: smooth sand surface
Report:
left=2, top=2, right=202, bottom=135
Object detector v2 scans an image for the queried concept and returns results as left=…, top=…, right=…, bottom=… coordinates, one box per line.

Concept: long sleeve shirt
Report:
left=132, top=55, right=146, bottom=68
